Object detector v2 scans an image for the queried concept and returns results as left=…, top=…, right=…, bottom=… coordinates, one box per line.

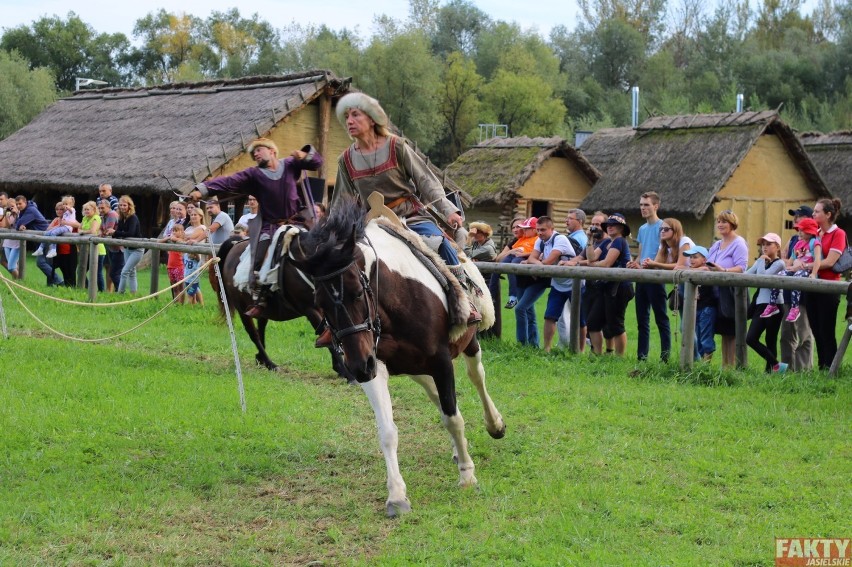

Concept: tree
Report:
left=132, top=10, right=207, bottom=83
left=438, top=52, right=482, bottom=161
left=358, top=30, right=442, bottom=151
left=0, top=50, right=56, bottom=139
left=587, top=18, right=647, bottom=88
left=202, top=9, right=279, bottom=77
left=480, top=69, right=566, bottom=137
left=431, top=0, right=490, bottom=58
left=1, top=13, right=133, bottom=91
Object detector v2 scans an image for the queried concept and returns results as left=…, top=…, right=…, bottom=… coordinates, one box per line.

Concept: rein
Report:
left=313, top=235, right=381, bottom=349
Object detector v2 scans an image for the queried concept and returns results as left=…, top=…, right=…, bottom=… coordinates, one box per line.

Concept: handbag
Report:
left=832, top=237, right=852, bottom=273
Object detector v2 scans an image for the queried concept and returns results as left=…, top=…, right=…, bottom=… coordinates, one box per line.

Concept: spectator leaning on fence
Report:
left=109, top=195, right=143, bottom=295
left=98, top=200, right=123, bottom=292
left=502, top=217, right=539, bottom=309
left=683, top=246, right=717, bottom=361
left=1, top=198, right=20, bottom=279
left=579, top=213, right=634, bottom=357
left=806, top=198, right=847, bottom=370
left=745, top=233, right=788, bottom=373
left=79, top=201, right=105, bottom=292
left=464, top=222, right=497, bottom=262
left=779, top=205, right=815, bottom=371
left=97, top=184, right=119, bottom=211
left=15, top=196, right=63, bottom=286
left=628, top=191, right=671, bottom=363
left=705, top=209, right=748, bottom=368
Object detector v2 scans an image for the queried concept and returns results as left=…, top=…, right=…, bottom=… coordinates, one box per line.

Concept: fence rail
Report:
left=476, top=262, right=851, bottom=374
left=0, top=230, right=221, bottom=302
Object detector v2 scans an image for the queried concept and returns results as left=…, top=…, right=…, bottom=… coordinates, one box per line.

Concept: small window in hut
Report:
left=784, top=219, right=795, bottom=230
left=530, top=200, right=550, bottom=218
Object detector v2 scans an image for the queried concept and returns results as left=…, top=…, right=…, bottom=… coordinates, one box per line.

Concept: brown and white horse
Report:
left=217, top=236, right=353, bottom=382
left=290, top=202, right=505, bottom=517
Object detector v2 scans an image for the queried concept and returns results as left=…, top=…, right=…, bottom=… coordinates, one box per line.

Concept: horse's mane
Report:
left=299, top=196, right=367, bottom=274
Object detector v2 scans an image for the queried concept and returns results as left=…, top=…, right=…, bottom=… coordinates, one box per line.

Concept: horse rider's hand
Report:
left=291, top=149, right=308, bottom=160
left=447, top=212, right=463, bottom=230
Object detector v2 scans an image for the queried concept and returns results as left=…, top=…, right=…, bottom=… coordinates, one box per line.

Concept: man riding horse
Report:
left=191, top=138, right=323, bottom=317
left=318, top=92, right=480, bottom=347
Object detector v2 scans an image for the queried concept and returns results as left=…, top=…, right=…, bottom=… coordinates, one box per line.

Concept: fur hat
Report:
left=247, top=138, right=278, bottom=155
left=468, top=221, right=493, bottom=238
left=335, top=93, right=389, bottom=127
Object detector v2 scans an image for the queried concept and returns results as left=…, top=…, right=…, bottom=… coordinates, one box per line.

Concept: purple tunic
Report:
left=199, top=146, right=322, bottom=234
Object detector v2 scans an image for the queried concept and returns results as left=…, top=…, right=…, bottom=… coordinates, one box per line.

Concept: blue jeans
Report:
left=106, top=249, right=124, bottom=289
left=35, top=253, right=63, bottom=286
left=500, top=255, right=526, bottom=299
left=409, top=221, right=459, bottom=265
left=635, top=282, right=671, bottom=360
left=695, top=306, right=717, bottom=357
left=515, top=279, right=549, bottom=346
left=4, top=246, right=20, bottom=272
left=118, top=248, right=143, bottom=293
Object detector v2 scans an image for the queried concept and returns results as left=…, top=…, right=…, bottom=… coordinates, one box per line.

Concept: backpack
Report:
left=536, top=232, right=579, bottom=260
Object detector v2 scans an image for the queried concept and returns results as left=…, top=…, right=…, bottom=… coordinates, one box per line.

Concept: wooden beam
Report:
left=317, top=92, right=331, bottom=185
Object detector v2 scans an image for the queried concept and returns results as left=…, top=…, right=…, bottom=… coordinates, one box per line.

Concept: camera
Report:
left=589, top=226, right=603, bottom=239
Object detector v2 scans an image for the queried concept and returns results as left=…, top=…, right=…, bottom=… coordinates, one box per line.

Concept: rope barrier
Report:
left=0, top=257, right=218, bottom=306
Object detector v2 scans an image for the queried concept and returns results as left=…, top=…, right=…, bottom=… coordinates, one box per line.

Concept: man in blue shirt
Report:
left=627, top=191, right=671, bottom=362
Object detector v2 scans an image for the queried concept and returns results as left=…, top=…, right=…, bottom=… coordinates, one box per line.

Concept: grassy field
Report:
left=1, top=261, right=849, bottom=565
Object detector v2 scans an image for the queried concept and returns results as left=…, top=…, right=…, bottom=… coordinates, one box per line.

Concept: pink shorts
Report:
left=168, top=266, right=184, bottom=284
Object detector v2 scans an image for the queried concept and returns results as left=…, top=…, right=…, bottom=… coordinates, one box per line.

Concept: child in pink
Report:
left=761, top=218, right=822, bottom=322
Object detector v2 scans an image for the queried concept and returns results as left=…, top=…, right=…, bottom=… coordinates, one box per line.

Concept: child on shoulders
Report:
left=760, top=218, right=822, bottom=323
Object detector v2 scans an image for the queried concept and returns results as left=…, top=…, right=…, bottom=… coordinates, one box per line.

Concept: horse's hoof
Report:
left=488, top=421, right=507, bottom=440
left=458, top=474, right=478, bottom=488
left=386, top=499, right=412, bottom=518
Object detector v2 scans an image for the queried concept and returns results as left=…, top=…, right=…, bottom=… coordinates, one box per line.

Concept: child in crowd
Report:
left=166, top=223, right=186, bottom=304
left=33, top=195, right=76, bottom=259
left=683, top=245, right=717, bottom=361
left=761, top=218, right=822, bottom=323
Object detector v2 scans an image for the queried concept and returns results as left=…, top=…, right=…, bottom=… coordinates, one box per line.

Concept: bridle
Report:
left=312, top=239, right=381, bottom=351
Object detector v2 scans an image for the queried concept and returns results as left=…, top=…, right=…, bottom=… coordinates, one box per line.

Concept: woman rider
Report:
left=317, top=93, right=480, bottom=346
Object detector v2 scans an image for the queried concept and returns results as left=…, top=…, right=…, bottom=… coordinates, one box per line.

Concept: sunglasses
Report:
left=660, top=227, right=672, bottom=232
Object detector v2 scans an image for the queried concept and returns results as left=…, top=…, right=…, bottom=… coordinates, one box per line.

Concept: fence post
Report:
left=734, top=286, right=749, bottom=368
left=829, top=317, right=852, bottom=377
left=679, top=282, right=697, bottom=370
left=149, top=249, right=159, bottom=295
left=87, top=237, right=98, bottom=302
left=76, top=243, right=87, bottom=289
left=569, top=279, right=582, bottom=353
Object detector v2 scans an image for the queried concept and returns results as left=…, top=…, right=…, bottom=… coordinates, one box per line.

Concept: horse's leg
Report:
left=238, top=313, right=277, bottom=371
left=409, top=375, right=478, bottom=488
left=360, top=360, right=411, bottom=517
left=463, top=338, right=506, bottom=439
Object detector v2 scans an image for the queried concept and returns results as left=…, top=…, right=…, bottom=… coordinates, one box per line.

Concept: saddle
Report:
left=234, top=225, right=305, bottom=293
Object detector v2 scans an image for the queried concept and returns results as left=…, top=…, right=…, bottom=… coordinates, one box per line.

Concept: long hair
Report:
left=119, top=195, right=135, bottom=218
left=660, top=218, right=684, bottom=263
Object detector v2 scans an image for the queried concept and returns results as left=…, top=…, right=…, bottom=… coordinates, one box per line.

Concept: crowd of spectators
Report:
left=465, top=193, right=849, bottom=373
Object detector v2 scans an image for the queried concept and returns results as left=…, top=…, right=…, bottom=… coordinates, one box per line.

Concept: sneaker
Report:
left=773, top=362, right=789, bottom=373
left=45, top=248, right=57, bottom=259
left=760, top=305, right=780, bottom=318
left=504, top=298, right=518, bottom=309
left=32, top=247, right=43, bottom=256
left=785, top=306, right=801, bottom=322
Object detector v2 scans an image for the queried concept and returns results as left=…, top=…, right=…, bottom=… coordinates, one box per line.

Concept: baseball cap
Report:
left=519, top=216, right=538, bottom=229
left=788, top=205, right=814, bottom=217
left=684, top=245, right=709, bottom=257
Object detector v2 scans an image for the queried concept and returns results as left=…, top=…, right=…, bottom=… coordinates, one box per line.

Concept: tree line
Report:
left=2, top=0, right=851, bottom=166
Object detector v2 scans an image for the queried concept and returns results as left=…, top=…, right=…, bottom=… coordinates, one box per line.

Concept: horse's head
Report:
left=291, top=199, right=379, bottom=382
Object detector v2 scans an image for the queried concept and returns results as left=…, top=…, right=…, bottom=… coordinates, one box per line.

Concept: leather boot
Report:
left=315, top=326, right=333, bottom=348
left=467, top=300, right=482, bottom=326
left=244, top=284, right=267, bottom=318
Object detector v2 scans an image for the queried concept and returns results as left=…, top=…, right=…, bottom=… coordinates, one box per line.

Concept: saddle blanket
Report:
left=233, top=225, right=303, bottom=292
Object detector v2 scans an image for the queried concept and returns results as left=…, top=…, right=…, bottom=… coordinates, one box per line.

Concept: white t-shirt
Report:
left=209, top=211, right=235, bottom=245
left=237, top=212, right=257, bottom=227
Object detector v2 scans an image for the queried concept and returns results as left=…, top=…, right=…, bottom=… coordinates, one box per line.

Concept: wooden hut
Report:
left=579, top=111, right=829, bottom=251
left=0, top=70, right=355, bottom=236
left=444, top=137, right=600, bottom=246
left=799, top=131, right=852, bottom=233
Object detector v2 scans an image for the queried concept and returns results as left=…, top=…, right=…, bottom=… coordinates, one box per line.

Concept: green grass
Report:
left=0, top=261, right=849, bottom=565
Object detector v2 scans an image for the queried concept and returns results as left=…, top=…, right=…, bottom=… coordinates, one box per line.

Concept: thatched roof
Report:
left=0, top=70, right=350, bottom=196
left=799, top=131, right=852, bottom=216
left=579, top=111, right=828, bottom=218
left=444, top=136, right=600, bottom=206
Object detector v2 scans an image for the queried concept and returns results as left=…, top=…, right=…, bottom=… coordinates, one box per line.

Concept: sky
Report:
left=1, top=0, right=581, bottom=41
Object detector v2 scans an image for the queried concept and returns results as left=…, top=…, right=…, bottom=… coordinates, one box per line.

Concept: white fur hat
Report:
left=335, top=92, right=389, bottom=127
